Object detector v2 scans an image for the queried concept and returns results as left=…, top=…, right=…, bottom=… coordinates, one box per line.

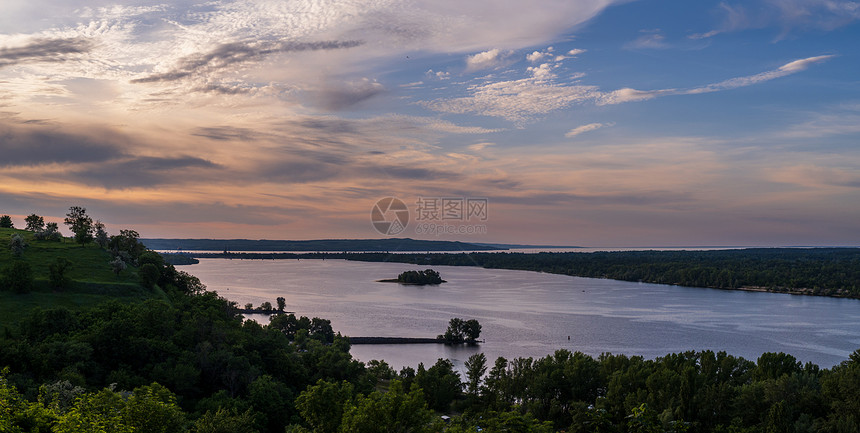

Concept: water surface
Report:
left=188, top=258, right=860, bottom=371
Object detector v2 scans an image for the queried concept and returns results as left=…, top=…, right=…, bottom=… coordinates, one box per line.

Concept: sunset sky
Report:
left=1, top=0, right=859, bottom=246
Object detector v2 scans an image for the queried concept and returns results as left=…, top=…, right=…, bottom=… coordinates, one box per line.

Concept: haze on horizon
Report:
left=1, top=0, right=859, bottom=247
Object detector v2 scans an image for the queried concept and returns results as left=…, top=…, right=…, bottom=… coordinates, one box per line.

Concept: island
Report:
left=378, top=268, right=446, bottom=285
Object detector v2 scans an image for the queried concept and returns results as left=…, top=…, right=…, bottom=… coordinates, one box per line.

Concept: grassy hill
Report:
left=0, top=227, right=160, bottom=327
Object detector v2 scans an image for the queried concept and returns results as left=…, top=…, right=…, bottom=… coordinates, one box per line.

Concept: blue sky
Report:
left=1, top=0, right=859, bottom=246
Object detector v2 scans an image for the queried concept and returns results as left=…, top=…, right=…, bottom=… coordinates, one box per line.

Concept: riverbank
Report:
left=181, top=248, right=860, bottom=300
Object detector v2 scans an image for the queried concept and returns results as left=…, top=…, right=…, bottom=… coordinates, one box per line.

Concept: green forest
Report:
left=3, top=211, right=860, bottom=432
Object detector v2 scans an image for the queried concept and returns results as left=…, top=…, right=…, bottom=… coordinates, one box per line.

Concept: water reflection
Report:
left=189, top=258, right=860, bottom=371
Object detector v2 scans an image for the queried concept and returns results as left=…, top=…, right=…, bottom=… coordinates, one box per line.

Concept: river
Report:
left=186, top=258, right=860, bottom=372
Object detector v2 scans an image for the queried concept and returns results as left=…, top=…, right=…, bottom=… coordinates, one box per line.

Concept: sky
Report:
left=1, top=0, right=859, bottom=246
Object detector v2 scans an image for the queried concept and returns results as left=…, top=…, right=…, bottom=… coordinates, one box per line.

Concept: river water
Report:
left=186, top=258, right=860, bottom=371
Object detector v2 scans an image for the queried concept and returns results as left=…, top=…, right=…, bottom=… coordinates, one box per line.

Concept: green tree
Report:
left=339, top=379, right=437, bottom=433
left=442, top=318, right=465, bottom=343
left=9, top=233, right=27, bottom=256
left=63, top=206, right=94, bottom=247
left=109, top=229, right=146, bottom=263
left=49, top=257, right=73, bottom=288
left=140, top=263, right=161, bottom=289
left=277, top=296, right=287, bottom=312
left=295, top=379, right=354, bottom=433
left=0, top=215, right=13, bottom=228
left=415, top=359, right=462, bottom=412
left=465, top=353, right=487, bottom=397
left=464, top=319, right=482, bottom=343
left=1, top=261, right=34, bottom=293
left=193, top=408, right=259, bottom=433
left=110, top=256, right=127, bottom=277
left=122, top=383, right=187, bottom=433
left=94, top=220, right=109, bottom=249
left=53, top=387, right=134, bottom=433
left=34, top=222, right=62, bottom=241
left=25, top=214, right=45, bottom=232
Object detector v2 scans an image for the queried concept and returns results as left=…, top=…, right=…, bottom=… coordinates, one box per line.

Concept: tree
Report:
left=49, top=258, right=73, bottom=288
left=441, top=318, right=465, bottom=344
left=94, top=220, right=109, bottom=249
left=25, top=214, right=45, bottom=232
left=339, top=380, right=438, bottom=433
left=415, top=359, right=462, bottom=412
left=9, top=234, right=27, bottom=256
left=0, top=215, right=13, bottom=228
left=277, top=296, right=286, bottom=312
left=464, top=319, right=482, bottom=344
left=465, top=353, right=487, bottom=397
left=110, top=257, right=127, bottom=277
left=140, top=263, right=161, bottom=289
left=64, top=206, right=94, bottom=247
left=109, top=229, right=146, bottom=262
left=1, top=261, right=34, bottom=293
left=35, top=222, right=62, bottom=241
left=441, top=318, right=481, bottom=344
left=295, top=379, right=354, bottom=433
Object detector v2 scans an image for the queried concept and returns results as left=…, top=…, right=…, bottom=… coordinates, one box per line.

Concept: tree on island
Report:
left=396, top=269, right=445, bottom=284
left=439, top=317, right=482, bottom=344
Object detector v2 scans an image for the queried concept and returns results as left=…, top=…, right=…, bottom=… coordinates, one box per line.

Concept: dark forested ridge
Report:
left=141, top=237, right=504, bottom=252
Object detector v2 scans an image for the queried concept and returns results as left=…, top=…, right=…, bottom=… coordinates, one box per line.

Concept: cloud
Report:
left=468, top=142, right=496, bottom=151
left=69, top=156, right=219, bottom=189
left=565, top=122, right=611, bottom=137
left=424, top=55, right=833, bottom=123
left=625, top=30, right=669, bottom=49
left=699, top=0, right=860, bottom=38
left=131, top=39, right=364, bottom=84
left=567, top=48, right=587, bottom=56
left=423, top=77, right=602, bottom=124
left=0, top=122, right=125, bottom=166
left=0, top=37, right=93, bottom=68
left=315, top=78, right=385, bottom=111
left=527, top=63, right=556, bottom=80
left=426, top=69, right=450, bottom=80
left=465, top=48, right=510, bottom=72
left=684, top=55, right=834, bottom=94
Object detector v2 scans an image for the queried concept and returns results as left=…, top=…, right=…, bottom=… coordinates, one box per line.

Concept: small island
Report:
left=378, top=268, right=446, bottom=285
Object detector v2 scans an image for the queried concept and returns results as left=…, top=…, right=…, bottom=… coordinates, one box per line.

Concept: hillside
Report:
left=0, top=227, right=157, bottom=327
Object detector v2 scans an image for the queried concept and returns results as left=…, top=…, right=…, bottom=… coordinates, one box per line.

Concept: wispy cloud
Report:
left=565, top=122, right=612, bottom=137
left=0, top=38, right=93, bottom=68
left=424, top=54, right=833, bottom=123
left=131, top=40, right=363, bottom=84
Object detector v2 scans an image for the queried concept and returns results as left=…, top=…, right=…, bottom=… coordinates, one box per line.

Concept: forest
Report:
left=3, top=211, right=860, bottom=432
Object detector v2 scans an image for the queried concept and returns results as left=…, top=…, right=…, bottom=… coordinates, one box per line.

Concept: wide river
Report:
left=187, top=258, right=860, bottom=371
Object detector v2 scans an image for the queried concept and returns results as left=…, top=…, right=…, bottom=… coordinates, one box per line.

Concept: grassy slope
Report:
left=0, top=227, right=161, bottom=327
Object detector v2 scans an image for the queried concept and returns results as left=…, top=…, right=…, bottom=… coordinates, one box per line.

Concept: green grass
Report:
left=0, top=227, right=161, bottom=327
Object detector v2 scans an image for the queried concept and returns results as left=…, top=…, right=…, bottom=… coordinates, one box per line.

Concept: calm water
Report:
left=187, top=258, right=860, bottom=371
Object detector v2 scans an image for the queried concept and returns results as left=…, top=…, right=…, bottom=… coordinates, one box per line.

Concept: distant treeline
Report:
left=141, top=237, right=503, bottom=252
left=190, top=248, right=860, bottom=298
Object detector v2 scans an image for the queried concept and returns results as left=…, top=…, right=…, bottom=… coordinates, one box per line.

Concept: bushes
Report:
left=1, top=261, right=34, bottom=294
